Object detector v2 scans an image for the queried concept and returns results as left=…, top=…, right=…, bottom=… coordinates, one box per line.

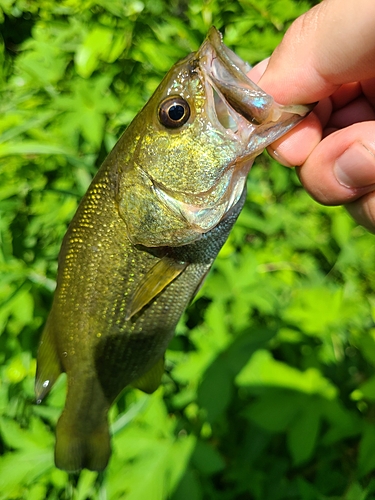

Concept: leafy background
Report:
left=1, top=0, right=375, bottom=499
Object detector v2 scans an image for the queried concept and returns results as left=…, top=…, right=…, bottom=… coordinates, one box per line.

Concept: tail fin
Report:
left=55, top=415, right=111, bottom=472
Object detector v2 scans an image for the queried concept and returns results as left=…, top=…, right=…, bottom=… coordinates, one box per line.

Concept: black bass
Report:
left=35, top=27, right=311, bottom=472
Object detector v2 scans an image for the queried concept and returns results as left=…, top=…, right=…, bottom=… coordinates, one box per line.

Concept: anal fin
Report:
left=35, top=317, right=63, bottom=403
left=126, top=256, right=187, bottom=320
left=131, top=357, right=165, bottom=394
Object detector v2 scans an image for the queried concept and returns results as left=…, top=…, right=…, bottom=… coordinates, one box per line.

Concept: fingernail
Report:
left=267, top=146, right=293, bottom=167
left=334, top=143, right=375, bottom=188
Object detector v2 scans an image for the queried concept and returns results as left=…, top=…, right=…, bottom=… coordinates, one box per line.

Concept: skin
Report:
left=247, top=0, right=375, bottom=233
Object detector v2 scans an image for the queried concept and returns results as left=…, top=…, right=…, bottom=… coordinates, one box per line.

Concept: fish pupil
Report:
left=158, top=96, right=190, bottom=128
left=169, top=104, right=184, bottom=121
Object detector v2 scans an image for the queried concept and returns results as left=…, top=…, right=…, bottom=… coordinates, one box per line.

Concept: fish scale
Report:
left=35, top=27, right=311, bottom=472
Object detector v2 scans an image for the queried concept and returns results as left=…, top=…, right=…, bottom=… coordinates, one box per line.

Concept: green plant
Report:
left=1, top=1, right=375, bottom=498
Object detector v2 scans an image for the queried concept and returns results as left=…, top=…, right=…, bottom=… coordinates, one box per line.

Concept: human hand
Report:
left=248, top=0, right=375, bottom=232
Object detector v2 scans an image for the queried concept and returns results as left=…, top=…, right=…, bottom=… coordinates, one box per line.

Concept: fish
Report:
left=35, top=27, right=312, bottom=472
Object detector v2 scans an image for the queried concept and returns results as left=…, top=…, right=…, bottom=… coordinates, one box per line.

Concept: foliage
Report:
left=1, top=0, right=375, bottom=499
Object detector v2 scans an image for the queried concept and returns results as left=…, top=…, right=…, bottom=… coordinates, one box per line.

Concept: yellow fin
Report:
left=126, top=256, right=187, bottom=320
left=35, top=319, right=63, bottom=403
left=131, top=357, right=165, bottom=394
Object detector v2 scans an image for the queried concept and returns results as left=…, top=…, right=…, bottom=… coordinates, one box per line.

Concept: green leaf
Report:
left=171, top=468, right=203, bottom=500
left=27, top=483, right=48, bottom=500
left=0, top=141, right=74, bottom=157
left=236, top=350, right=337, bottom=399
left=331, top=208, right=354, bottom=248
left=0, top=417, right=54, bottom=451
left=75, top=27, right=113, bottom=78
left=344, top=482, right=368, bottom=500
left=351, top=374, right=375, bottom=402
left=358, top=424, right=375, bottom=476
left=244, top=391, right=303, bottom=432
left=198, top=328, right=275, bottom=422
left=287, top=399, right=321, bottom=465
left=281, top=286, right=344, bottom=338
left=0, top=448, right=53, bottom=499
left=73, top=470, right=98, bottom=500
left=108, top=393, right=196, bottom=499
left=191, top=440, right=225, bottom=476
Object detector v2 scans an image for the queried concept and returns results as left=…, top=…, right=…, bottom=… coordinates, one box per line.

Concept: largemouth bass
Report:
left=35, top=27, right=311, bottom=472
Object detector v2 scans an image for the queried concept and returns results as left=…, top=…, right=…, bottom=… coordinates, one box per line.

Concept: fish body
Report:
left=35, top=27, right=311, bottom=472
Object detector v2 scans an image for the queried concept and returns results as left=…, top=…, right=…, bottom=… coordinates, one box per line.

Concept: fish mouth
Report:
left=201, top=27, right=313, bottom=150
left=154, top=28, right=313, bottom=236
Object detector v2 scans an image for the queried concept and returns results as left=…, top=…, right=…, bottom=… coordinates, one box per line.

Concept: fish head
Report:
left=117, top=27, right=312, bottom=247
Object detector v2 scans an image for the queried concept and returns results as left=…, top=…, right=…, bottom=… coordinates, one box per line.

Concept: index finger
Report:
left=257, top=0, right=375, bottom=105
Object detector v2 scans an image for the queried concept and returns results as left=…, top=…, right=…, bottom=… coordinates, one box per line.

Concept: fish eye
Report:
left=158, top=96, right=190, bottom=129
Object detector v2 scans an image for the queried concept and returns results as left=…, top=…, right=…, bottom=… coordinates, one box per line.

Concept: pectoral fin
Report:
left=126, top=256, right=188, bottom=320
left=35, top=318, right=63, bottom=403
left=131, top=357, right=165, bottom=394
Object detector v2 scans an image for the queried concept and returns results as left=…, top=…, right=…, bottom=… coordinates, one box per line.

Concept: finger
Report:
left=327, top=96, right=375, bottom=129
left=314, top=98, right=333, bottom=129
left=248, top=59, right=323, bottom=167
left=247, top=58, right=269, bottom=84
left=346, top=192, right=375, bottom=234
left=257, top=0, right=375, bottom=104
left=362, top=77, right=375, bottom=105
left=330, top=82, right=361, bottom=109
left=297, top=122, right=375, bottom=205
left=267, top=111, right=322, bottom=167
left=248, top=60, right=333, bottom=129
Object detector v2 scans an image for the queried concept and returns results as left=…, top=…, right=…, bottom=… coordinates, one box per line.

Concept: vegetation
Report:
left=1, top=0, right=375, bottom=498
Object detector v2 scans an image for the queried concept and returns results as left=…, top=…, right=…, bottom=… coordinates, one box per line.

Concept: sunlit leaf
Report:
left=236, top=350, right=337, bottom=399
